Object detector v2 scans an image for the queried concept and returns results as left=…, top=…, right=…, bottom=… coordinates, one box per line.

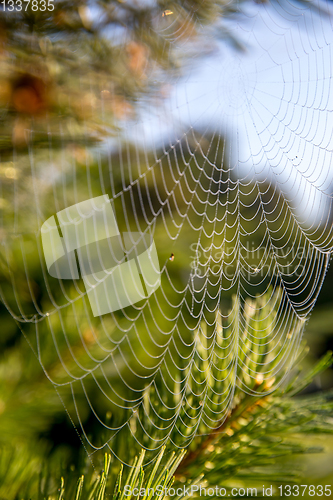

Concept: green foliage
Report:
left=49, top=448, right=186, bottom=500
left=0, top=0, right=240, bottom=156
left=0, top=1, right=332, bottom=499
left=0, top=300, right=332, bottom=498
left=2, top=352, right=331, bottom=500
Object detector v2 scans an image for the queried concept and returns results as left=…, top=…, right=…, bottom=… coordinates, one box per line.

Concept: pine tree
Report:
left=0, top=1, right=332, bottom=499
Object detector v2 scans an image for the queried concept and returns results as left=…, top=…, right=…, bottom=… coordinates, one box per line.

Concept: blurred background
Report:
left=0, top=0, right=333, bottom=498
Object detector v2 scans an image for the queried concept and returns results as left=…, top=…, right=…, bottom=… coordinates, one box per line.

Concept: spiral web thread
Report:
left=0, top=0, right=333, bottom=465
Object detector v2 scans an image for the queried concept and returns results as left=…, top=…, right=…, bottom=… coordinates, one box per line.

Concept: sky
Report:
left=115, top=0, right=333, bottom=229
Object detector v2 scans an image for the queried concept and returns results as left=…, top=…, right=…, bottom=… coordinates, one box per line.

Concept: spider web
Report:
left=0, top=0, right=333, bottom=465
